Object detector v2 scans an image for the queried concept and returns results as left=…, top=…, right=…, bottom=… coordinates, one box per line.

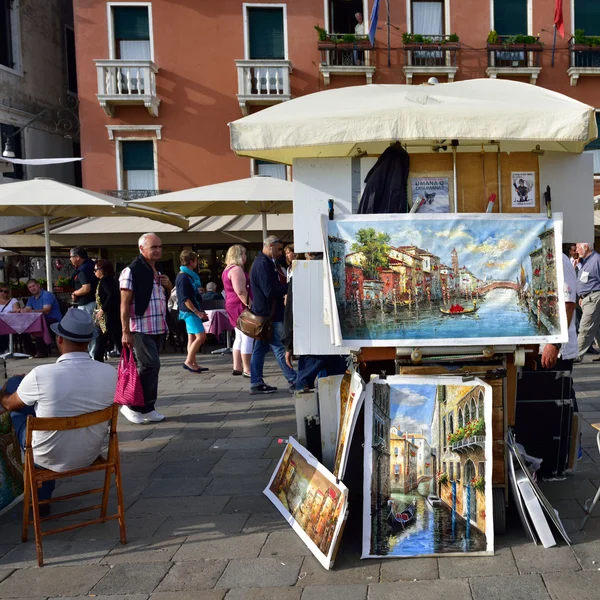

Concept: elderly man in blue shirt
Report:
left=575, top=242, right=600, bottom=361
left=21, top=278, right=63, bottom=357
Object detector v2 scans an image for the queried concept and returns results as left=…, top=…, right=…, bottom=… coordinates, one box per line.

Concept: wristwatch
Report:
left=550, top=343, right=562, bottom=351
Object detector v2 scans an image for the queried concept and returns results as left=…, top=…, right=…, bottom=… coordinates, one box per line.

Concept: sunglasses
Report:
left=0, top=289, right=9, bottom=293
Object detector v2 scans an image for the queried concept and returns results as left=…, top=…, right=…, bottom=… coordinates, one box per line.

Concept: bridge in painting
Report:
left=474, top=280, right=519, bottom=295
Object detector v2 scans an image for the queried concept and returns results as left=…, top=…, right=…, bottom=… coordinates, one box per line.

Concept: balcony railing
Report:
left=403, top=35, right=460, bottom=84
left=102, top=189, right=171, bottom=201
left=235, top=59, right=292, bottom=116
left=95, top=59, right=160, bottom=117
left=568, top=40, right=600, bottom=86
left=451, top=435, right=485, bottom=452
left=317, top=34, right=375, bottom=85
left=486, top=36, right=543, bottom=84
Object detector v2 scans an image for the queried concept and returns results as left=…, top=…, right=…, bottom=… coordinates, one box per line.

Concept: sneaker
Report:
left=250, top=384, right=277, bottom=395
left=288, top=383, right=296, bottom=394
left=120, top=405, right=145, bottom=424
left=144, top=410, right=165, bottom=423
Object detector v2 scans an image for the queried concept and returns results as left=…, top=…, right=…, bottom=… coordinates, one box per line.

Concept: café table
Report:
left=205, top=309, right=234, bottom=355
left=0, top=313, right=51, bottom=359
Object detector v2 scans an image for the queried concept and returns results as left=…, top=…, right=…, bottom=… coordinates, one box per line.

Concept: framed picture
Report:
left=264, top=437, right=349, bottom=570
left=362, top=376, right=494, bottom=558
left=409, top=173, right=454, bottom=213
left=511, top=172, right=536, bottom=208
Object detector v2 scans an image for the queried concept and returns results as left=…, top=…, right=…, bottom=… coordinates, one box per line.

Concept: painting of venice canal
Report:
left=328, top=214, right=566, bottom=346
left=363, top=378, right=493, bottom=558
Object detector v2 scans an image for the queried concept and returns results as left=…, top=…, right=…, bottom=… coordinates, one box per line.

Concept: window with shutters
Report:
left=245, top=5, right=286, bottom=60
left=575, top=0, right=600, bottom=35
left=492, top=0, right=528, bottom=36
left=109, top=3, right=152, bottom=60
left=254, top=159, right=287, bottom=180
left=65, top=26, right=78, bottom=95
left=411, top=1, right=444, bottom=36
left=0, top=0, right=20, bottom=72
left=120, top=140, right=156, bottom=191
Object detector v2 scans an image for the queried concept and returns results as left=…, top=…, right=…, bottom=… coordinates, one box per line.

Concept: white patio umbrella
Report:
left=138, top=176, right=293, bottom=240
left=0, top=178, right=189, bottom=289
left=229, top=79, right=597, bottom=164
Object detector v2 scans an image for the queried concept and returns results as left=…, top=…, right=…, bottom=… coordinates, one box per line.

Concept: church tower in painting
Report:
left=451, top=248, right=459, bottom=278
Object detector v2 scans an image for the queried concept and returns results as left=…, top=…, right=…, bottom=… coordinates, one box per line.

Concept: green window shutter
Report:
left=122, top=141, right=154, bottom=171
left=575, top=0, right=600, bottom=35
left=248, top=8, right=284, bottom=60
left=494, top=0, right=527, bottom=36
left=585, top=113, right=600, bottom=151
left=113, top=7, right=150, bottom=41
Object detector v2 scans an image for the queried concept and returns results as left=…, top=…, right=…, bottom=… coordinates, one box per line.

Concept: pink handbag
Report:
left=114, top=348, right=145, bottom=407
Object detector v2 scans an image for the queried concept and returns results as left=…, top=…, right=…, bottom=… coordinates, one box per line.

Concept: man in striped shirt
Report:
left=119, top=233, right=172, bottom=424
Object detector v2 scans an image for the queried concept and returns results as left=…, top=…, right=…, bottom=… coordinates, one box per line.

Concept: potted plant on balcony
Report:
left=572, top=29, right=600, bottom=51
left=402, top=32, right=460, bottom=50
left=486, top=30, right=543, bottom=52
left=315, top=25, right=373, bottom=50
left=471, top=476, right=485, bottom=492
left=53, top=276, right=72, bottom=294
left=437, top=471, right=449, bottom=486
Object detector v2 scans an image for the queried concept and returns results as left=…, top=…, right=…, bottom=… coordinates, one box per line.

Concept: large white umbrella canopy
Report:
left=0, top=178, right=189, bottom=288
left=140, top=176, right=293, bottom=238
left=229, top=79, right=598, bottom=164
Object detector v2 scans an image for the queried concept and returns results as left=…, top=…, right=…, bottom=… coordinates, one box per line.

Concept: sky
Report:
left=330, top=217, right=553, bottom=283
left=390, top=383, right=437, bottom=443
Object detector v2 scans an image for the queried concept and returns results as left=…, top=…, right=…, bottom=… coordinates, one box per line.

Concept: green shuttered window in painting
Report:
left=575, top=0, right=600, bottom=35
left=113, top=6, right=150, bottom=41
left=585, top=113, right=600, bottom=151
left=122, top=141, right=154, bottom=171
left=248, top=7, right=284, bottom=60
left=494, top=0, right=527, bottom=36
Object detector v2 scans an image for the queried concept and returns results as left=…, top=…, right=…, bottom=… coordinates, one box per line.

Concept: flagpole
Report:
left=551, top=23, right=557, bottom=67
left=386, top=0, right=391, bottom=67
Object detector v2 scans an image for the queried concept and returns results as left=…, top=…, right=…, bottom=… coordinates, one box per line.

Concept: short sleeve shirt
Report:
left=561, top=254, right=578, bottom=360
left=27, top=290, right=62, bottom=322
left=17, top=352, right=117, bottom=472
left=576, top=251, right=600, bottom=296
left=72, top=259, right=98, bottom=305
left=119, top=267, right=167, bottom=335
left=0, top=298, right=19, bottom=313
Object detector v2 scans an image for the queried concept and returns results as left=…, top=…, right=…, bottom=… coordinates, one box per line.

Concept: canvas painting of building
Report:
left=265, top=437, right=349, bottom=570
left=362, top=376, right=494, bottom=558
left=326, top=213, right=567, bottom=347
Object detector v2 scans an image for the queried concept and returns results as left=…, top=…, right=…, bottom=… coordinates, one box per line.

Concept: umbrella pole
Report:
left=44, top=216, right=53, bottom=291
left=261, top=213, right=268, bottom=241
left=452, top=146, right=458, bottom=212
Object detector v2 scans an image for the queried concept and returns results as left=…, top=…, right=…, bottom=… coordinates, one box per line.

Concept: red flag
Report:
left=554, top=0, right=565, bottom=38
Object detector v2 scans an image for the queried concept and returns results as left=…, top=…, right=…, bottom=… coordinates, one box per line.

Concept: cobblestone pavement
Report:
left=1, top=351, right=600, bottom=599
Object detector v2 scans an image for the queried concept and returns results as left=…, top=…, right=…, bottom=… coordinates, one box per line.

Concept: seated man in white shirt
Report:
left=0, top=309, right=117, bottom=515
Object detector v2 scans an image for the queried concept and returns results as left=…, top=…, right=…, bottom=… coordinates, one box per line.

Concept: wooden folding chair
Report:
left=21, top=404, right=127, bottom=566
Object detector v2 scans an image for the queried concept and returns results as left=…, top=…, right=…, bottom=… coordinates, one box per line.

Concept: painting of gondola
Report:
left=265, top=437, right=349, bottom=570
left=326, top=213, right=567, bottom=348
left=362, top=376, right=494, bottom=558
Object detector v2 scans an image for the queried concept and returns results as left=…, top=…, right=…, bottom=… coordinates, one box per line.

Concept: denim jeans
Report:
left=296, top=355, right=348, bottom=391
left=250, top=320, right=297, bottom=387
left=132, top=332, right=162, bottom=414
left=7, top=376, right=55, bottom=501
left=77, top=301, right=98, bottom=358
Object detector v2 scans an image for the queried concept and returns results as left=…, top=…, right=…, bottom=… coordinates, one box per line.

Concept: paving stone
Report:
left=259, top=530, right=312, bottom=558
left=380, top=557, right=438, bottom=581
left=204, top=475, right=269, bottom=496
left=369, top=579, right=470, bottom=600
left=571, top=539, right=600, bottom=569
left=152, top=513, right=250, bottom=538
left=227, top=427, right=273, bottom=438
left=152, top=592, right=225, bottom=600
left=154, top=560, right=228, bottom=592
left=242, top=513, right=288, bottom=534
left=263, top=446, right=289, bottom=459
left=0, top=548, right=14, bottom=561
left=438, top=547, right=517, bottom=578
left=0, top=565, right=110, bottom=597
left=70, top=516, right=168, bottom=540
left=216, top=557, right=303, bottom=588
left=143, top=477, right=212, bottom=497
left=543, top=570, right=600, bottom=600
left=0, top=539, right=117, bottom=568
left=0, top=571, right=13, bottom=585
left=296, top=556, right=380, bottom=586
left=300, top=584, right=367, bottom=600
left=102, top=537, right=186, bottom=564
left=49, top=596, right=148, bottom=600
left=511, top=545, right=580, bottom=574
left=152, top=458, right=223, bottom=478
left=225, top=589, right=301, bottom=600
left=223, top=448, right=272, bottom=460
left=177, top=427, right=234, bottom=439
left=209, top=458, right=273, bottom=476
left=223, top=494, right=278, bottom=514
left=91, top=561, right=173, bottom=595
left=211, top=437, right=272, bottom=450
left=172, top=532, right=268, bottom=561
left=128, top=495, right=229, bottom=517
left=469, top=574, right=551, bottom=600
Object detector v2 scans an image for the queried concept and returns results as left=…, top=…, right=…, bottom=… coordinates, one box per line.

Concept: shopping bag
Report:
left=114, top=347, right=145, bottom=407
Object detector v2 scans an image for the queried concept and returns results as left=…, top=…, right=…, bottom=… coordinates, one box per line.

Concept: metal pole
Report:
left=551, top=24, right=557, bottom=68
left=386, top=0, right=391, bottom=67
left=452, top=146, right=458, bottom=213
left=44, top=216, right=53, bottom=291
left=497, top=145, right=503, bottom=213
left=261, top=212, right=268, bottom=241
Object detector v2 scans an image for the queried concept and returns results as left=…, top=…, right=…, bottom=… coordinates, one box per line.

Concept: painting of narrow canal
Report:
left=362, top=377, right=494, bottom=558
left=327, top=214, right=567, bottom=346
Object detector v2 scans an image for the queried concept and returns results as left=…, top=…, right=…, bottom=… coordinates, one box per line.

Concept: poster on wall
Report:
left=0, top=409, right=24, bottom=516
left=362, top=376, right=494, bottom=559
left=325, top=213, right=567, bottom=347
left=264, top=437, right=349, bottom=570
left=409, top=174, right=453, bottom=213
left=511, top=172, right=536, bottom=208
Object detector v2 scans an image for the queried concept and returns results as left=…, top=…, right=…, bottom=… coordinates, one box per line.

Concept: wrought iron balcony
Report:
left=451, top=435, right=485, bottom=452
left=235, top=59, right=292, bottom=116
left=317, top=34, right=375, bottom=85
left=568, top=39, right=600, bottom=86
left=95, top=59, right=160, bottom=117
left=403, top=35, right=460, bottom=84
left=486, top=35, right=542, bottom=85
left=101, top=189, right=171, bottom=201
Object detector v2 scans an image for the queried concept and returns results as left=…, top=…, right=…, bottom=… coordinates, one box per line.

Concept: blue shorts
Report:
left=180, top=311, right=205, bottom=335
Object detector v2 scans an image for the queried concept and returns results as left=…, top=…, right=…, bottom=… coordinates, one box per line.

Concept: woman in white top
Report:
left=0, top=285, right=22, bottom=353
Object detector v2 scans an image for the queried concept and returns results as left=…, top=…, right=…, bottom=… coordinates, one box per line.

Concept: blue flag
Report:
left=368, top=0, right=381, bottom=46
